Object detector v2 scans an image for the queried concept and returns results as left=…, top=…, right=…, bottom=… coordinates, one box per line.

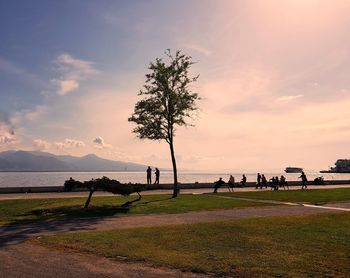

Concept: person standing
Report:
left=240, top=174, right=247, bottom=187
left=146, top=166, right=152, bottom=184
left=256, top=173, right=261, bottom=189
left=154, top=168, right=160, bottom=184
left=300, top=171, right=308, bottom=189
left=261, top=174, right=267, bottom=189
left=228, top=175, right=235, bottom=189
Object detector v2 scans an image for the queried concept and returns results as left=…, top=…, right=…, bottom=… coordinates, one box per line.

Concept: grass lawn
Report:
left=0, top=194, right=271, bottom=225
left=35, top=213, right=350, bottom=277
left=223, top=187, right=350, bottom=204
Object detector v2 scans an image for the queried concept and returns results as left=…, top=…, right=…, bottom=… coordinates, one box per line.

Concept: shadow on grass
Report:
left=0, top=205, right=131, bottom=247
left=0, top=196, right=174, bottom=247
left=29, top=205, right=130, bottom=219
left=136, top=196, right=173, bottom=207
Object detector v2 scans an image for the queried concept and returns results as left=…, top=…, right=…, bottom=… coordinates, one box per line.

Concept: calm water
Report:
left=0, top=171, right=350, bottom=187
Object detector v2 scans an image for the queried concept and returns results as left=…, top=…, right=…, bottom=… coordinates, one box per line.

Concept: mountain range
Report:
left=0, top=150, right=148, bottom=171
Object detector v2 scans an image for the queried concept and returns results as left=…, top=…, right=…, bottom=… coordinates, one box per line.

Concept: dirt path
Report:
left=0, top=243, right=208, bottom=278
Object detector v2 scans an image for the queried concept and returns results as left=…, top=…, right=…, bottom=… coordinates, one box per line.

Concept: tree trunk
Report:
left=121, top=192, right=142, bottom=207
left=169, top=141, right=179, bottom=198
left=84, top=189, right=95, bottom=208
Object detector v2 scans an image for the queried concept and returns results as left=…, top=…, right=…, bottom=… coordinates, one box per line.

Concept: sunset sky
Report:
left=1, top=0, right=350, bottom=171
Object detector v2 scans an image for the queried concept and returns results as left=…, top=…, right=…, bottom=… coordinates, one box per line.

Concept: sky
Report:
left=0, top=0, right=350, bottom=172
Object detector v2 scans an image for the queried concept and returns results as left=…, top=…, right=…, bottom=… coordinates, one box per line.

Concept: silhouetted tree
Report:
left=129, top=50, right=200, bottom=197
left=64, top=177, right=145, bottom=208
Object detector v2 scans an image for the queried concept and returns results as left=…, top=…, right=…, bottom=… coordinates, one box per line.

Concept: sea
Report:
left=0, top=171, right=350, bottom=188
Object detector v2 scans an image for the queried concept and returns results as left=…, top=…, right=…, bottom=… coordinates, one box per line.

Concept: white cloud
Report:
left=54, top=79, right=80, bottom=96
left=0, top=127, right=17, bottom=145
left=276, top=94, right=304, bottom=102
left=0, top=135, right=16, bottom=145
left=93, top=136, right=112, bottom=148
left=54, top=138, right=86, bottom=149
left=33, top=139, right=51, bottom=150
left=0, top=118, right=17, bottom=146
left=51, top=53, right=99, bottom=96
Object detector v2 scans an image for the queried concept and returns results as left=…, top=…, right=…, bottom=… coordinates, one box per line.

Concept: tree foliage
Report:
left=129, top=49, right=199, bottom=142
left=64, top=176, right=145, bottom=208
left=129, top=50, right=200, bottom=197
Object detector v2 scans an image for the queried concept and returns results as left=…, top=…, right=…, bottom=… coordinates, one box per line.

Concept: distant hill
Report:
left=0, top=150, right=148, bottom=171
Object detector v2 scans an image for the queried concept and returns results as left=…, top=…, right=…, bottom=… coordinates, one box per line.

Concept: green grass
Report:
left=0, top=194, right=270, bottom=225
left=1, top=188, right=349, bottom=225
left=223, top=188, right=350, bottom=204
left=36, top=213, right=350, bottom=277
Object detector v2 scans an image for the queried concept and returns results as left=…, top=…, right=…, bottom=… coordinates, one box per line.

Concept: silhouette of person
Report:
left=228, top=175, right=235, bottom=188
left=280, top=175, right=288, bottom=190
left=300, top=171, right=308, bottom=189
left=241, top=174, right=247, bottom=187
left=274, top=176, right=279, bottom=190
left=213, top=177, right=226, bottom=193
left=154, top=168, right=160, bottom=184
left=261, top=174, right=267, bottom=189
left=269, top=176, right=275, bottom=189
left=256, top=173, right=261, bottom=189
left=146, top=166, right=152, bottom=184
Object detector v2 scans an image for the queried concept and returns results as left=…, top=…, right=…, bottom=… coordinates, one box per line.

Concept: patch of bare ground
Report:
left=0, top=242, right=210, bottom=278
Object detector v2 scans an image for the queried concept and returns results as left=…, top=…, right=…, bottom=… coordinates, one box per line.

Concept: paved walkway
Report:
left=1, top=184, right=349, bottom=200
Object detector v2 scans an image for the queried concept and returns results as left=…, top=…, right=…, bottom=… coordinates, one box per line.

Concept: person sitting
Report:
left=279, top=175, right=288, bottom=190
left=228, top=175, right=235, bottom=191
left=213, top=177, right=226, bottom=193
left=269, top=177, right=276, bottom=190
left=240, top=174, right=247, bottom=187
left=274, top=176, right=279, bottom=190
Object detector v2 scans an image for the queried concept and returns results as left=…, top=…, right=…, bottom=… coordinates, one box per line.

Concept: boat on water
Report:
left=284, top=167, right=303, bottom=173
left=320, top=159, right=350, bottom=173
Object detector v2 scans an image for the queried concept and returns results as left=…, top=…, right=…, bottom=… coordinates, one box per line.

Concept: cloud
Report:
left=51, top=53, right=99, bottom=96
left=33, top=139, right=51, bottom=150
left=54, top=79, right=80, bottom=96
left=93, top=136, right=112, bottom=148
left=0, top=113, right=17, bottom=145
left=276, top=94, right=304, bottom=102
left=0, top=135, right=16, bottom=145
left=54, top=139, right=86, bottom=149
left=0, top=124, right=17, bottom=145
left=33, top=138, right=85, bottom=151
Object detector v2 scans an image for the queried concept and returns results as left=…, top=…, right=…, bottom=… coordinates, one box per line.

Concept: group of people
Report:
left=213, top=171, right=309, bottom=193
left=146, top=166, right=160, bottom=184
